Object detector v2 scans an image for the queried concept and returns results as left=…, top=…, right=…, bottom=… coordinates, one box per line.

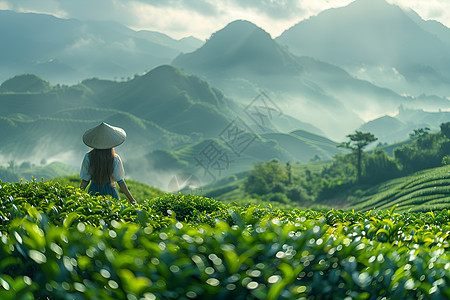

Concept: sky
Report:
left=0, top=0, right=449, bottom=40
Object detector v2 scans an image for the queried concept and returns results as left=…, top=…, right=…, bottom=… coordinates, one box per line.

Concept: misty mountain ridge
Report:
left=173, top=18, right=450, bottom=140
left=0, top=10, right=203, bottom=84
left=173, top=20, right=302, bottom=76
left=3, top=1, right=450, bottom=98
left=277, top=0, right=450, bottom=97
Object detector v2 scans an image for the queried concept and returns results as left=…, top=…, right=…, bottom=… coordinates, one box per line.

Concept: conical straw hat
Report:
left=82, top=122, right=126, bottom=149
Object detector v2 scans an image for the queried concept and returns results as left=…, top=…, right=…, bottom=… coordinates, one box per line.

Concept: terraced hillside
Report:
left=349, top=165, right=450, bottom=212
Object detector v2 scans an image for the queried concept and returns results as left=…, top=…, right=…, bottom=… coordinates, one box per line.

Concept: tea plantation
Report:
left=0, top=179, right=448, bottom=299
left=349, top=165, right=450, bottom=213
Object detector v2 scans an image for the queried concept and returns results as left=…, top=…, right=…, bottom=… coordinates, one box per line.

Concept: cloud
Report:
left=0, top=0, right=348, bottom=38
left=141, top=0, right=220, bottom=16
left=2, top=0, right=450, bottom=40
left=225, top=0, right=303, bottom=19
left=2, top=0, right=68, bottom=18
left=0, top=1, right=11, bottom=9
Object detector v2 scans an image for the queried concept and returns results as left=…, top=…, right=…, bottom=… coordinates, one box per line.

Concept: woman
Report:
left=79, top=122, right=136, bottom=204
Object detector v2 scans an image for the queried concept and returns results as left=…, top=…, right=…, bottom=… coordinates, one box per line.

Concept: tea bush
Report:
left=0, top=180, right=449, bottom=299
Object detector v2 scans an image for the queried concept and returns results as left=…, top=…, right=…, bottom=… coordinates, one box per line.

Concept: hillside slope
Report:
left=349, top=165, right=450, bottom=212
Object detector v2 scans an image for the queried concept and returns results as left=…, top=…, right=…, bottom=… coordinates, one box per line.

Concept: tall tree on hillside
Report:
left=286, top=161, right=293, bottom=185
left=338, top=131, right=377, bottom=182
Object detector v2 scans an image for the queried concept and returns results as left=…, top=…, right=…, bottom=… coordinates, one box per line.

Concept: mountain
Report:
left=173, top=20, right=302, bottom=77
left=0, top=66, right=340, bottom=189
left=359, top=106, right=450, bottom=144
left=173, top=19, right=450, bottom=140
left=276, top=0, right=450, bottom=97
left=359, top=115, right=407, bottom=144
left=0, top=10, right=203, bottom=84
left=173, top=20, right=354, bottom=138
left=82, top=65, right=233, bottom=137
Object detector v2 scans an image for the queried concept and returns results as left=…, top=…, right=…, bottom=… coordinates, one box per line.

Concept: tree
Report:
left=440, top=122, right=450, bottom=139
left=409, top=127, right=430, bottom=140
left=363, top=149, right=400, bottom=184
left=19, top=161, right=31, bottom=169
left=338, top=131, right=377, bottom=182
left=244, top=160, right=288, bottom=195
left=286, top=162, right=293, bottom=185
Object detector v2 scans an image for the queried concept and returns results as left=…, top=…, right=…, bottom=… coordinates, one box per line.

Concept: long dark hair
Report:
left=89, top=148, right=115, bottom=184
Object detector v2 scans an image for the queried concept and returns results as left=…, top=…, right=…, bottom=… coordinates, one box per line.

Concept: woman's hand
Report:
left=80, top=179, right=90, bottom=190
left=118, top=180, right=137, bottom=205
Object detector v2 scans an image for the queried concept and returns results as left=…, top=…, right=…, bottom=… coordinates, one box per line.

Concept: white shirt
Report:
left=79, top=152, right=125, bottom=183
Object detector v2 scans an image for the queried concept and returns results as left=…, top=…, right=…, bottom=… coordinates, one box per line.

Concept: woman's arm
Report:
left=118, top=180, right=137, bottom=204
left=80, top=179, right=90, bottom=190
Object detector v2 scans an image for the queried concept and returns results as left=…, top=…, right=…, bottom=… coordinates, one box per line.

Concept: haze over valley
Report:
left=2, top=0, right=450, bottom=191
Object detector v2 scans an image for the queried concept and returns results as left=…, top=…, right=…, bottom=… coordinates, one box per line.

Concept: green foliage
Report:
left=0, top=74, right=51, bottom=93
left=394, top=129, right=443, bottom=174
left=409, top=127, right=430, bottom=140
left=148, top=193, right=227, bottom=225
left=362, top=149, right=401, bottom=184
left=0, top=179, right=449, bottom=299
left=442, top=155, right=450, bottom=166
left=440, top=122, right=450, bottom=139
left=0, top=179, right=172, bottom=231
left=262, top=192, right=290, bottom=204
left=244, top=160, right=289, bottom=195
left=243, top=160, right=313, bottom=206
left=0, top=185, right=448, bottom=299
